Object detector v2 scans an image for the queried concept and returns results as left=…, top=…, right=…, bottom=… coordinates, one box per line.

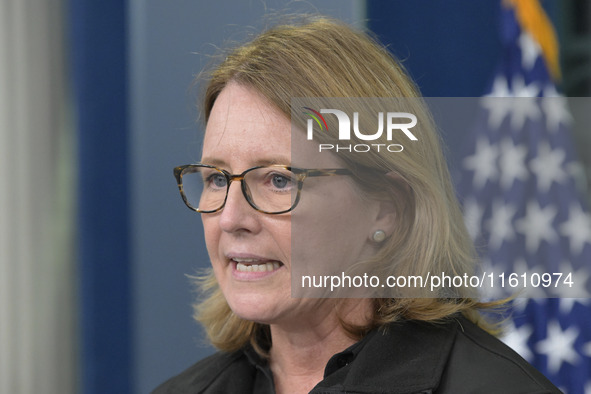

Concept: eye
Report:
left=271, top=173, right=291, bottom=189
left=207, top=173, right=227, bottom=189
left=247, top=167, right=295, bottom=194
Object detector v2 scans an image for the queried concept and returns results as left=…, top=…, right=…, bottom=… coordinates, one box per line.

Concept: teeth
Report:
left=235, top=261, right=281, bottom=272
left=233, top=258, right=259, bottom=263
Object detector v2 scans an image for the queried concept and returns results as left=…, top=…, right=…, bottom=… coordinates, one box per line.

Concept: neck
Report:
left=268, top=299, right=372, bottom=394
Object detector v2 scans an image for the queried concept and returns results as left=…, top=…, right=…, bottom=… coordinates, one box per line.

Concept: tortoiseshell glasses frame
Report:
left=173, top=164, right=353, bottom=214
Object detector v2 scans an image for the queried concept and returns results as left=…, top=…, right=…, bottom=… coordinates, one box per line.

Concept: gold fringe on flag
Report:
left=504, top=0, right=561, bottom=81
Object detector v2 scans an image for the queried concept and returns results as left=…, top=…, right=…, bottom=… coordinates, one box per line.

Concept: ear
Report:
left=371, top=171, right=410, bottom=237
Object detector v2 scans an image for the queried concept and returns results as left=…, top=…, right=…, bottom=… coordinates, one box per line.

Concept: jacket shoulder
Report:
left=152, top=350, right=251, bottom=394
left=438, top=318, right=561, bottom=393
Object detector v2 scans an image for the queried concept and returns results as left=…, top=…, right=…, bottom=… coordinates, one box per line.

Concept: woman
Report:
left=155, top=16, right=560, bottom=393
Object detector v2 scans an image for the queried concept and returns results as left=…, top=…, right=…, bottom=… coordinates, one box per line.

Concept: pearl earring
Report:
left=372, top=230, right=386, bottom=243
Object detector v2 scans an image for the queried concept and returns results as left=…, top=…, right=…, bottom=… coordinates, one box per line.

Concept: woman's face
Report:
left=201, top=82, right=385, bottom=327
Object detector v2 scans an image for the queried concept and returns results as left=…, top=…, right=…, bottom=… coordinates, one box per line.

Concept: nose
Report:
left=218, top=181, right=261, bottom=234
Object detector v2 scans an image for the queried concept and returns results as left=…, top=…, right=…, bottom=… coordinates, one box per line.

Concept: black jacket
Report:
left=153, top=316, right=560, bottom=393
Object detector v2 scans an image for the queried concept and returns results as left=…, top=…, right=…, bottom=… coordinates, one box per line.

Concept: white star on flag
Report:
left=513, top=259, right=547, bottom=298
left=514, top=200, right=558, bottom=253
left=502, top=321, right=533, bottom=361
left=510, top=297, right=531, bottom=315
left=481, top=76, right=513, bottom=129
left=498, top=138, right=529, bottom=190
left=486, top=199, right=517, bottom=249
left=489, top=75, right=512, bottom=97
left=510, top=97, right=541, bottom=130
left=511, top=75, right=540, bottom=97
left=462, top=137, right=498, bottom=189
left=542, top=86, right=572, bottom=132
left=518, top=32, right=541, bottom=70
left=507, top=76, right=541, bottom=130
left=554, top=261, right=591, bottom=299
left=481, top=76, right=542, bottom=130
left=559, top=203, right=591, bottom=256
left=567, top=161, right=588, bottom=194
left=535, top=321, right=580, bottom=374
left=558, top=297, right=591, bottom=315
left=529, top=141, right=567, bottom=193
left=478, top=258, right=510, bottom=299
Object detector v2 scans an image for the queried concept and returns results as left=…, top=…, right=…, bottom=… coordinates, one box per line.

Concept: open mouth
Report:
left=231, top=258, right=283, bottom=272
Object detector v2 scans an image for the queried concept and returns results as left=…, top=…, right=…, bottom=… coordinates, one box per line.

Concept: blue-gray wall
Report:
left=128, top=2, right=365, bottom=392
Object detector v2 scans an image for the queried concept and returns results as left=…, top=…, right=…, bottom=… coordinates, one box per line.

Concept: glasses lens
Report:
left=244, top=167, right=298, bottom=213
left=181, top=166, right=227, bottom=212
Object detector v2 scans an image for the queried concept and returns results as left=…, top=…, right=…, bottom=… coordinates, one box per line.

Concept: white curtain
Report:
left=0, top=1, right=77, bottom=393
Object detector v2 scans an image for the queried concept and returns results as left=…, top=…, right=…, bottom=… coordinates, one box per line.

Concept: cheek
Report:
left=273, top=222, right=292, bottom=262
left=201, top=217, right=221, bottom=258
left=292, top=192, right=373, bottom=271
left=202, top=219, right=228, bottom=289
left=295, top=218, right=364, bottom=256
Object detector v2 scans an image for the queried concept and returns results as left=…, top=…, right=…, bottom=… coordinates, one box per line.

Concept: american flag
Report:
left=456, top=2, right=591, bottom=393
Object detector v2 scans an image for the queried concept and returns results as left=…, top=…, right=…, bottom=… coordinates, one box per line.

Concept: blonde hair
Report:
left=194, top=16, right=502, bottom=353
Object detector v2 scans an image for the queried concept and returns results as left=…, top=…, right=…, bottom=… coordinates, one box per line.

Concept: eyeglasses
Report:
left=174, top=164, right=353, bottom=214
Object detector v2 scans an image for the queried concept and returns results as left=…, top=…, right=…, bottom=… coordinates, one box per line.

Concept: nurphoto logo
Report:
left=303, top=107, right=418, bottom=153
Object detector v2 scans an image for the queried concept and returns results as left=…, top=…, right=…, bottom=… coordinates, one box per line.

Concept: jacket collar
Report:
left=312, top=318, right=460, bottom=393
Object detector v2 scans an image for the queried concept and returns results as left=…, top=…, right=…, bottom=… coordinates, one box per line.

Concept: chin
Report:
left=225, top=291, right=285, bottom=324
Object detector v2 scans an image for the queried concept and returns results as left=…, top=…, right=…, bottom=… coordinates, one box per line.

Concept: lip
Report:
left=226, top=253, right=284, bottom=280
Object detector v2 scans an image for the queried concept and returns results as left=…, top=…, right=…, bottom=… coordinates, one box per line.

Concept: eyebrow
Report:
left=199, top=157, right=290, bottom=169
